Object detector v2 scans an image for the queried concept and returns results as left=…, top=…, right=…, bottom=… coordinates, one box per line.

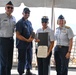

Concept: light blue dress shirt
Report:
left=55, top=26, right=74, bottom=46
left=0, top=13, right=16, bottom=37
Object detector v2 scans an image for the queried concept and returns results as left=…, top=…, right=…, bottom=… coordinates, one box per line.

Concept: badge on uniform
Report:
left=3, top=19, right=8, bottom=21
left=1, top=19, right=9, bottom=25
left=25, top=25, right=28, bottom=28
left=62, top=30, right=66, bottom=33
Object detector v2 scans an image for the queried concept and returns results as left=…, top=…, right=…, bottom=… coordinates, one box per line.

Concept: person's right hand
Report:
left=27, top=36, right=34, bottom=42
left=35, top=39, right=40, bottom=42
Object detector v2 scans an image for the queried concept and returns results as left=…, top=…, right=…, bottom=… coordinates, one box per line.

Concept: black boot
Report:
left=25, top=68, right=36, bottom=75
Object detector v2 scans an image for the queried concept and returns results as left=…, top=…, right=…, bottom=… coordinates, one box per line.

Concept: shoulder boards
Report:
left=65, top=26, right=70, bottom=29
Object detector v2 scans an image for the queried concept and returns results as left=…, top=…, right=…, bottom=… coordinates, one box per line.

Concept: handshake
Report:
left=31, top=32, right=35, bottom=38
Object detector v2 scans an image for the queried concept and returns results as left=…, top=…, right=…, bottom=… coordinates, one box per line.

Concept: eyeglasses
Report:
left=42, top=22, right=47, bottom=23
left=25, top=12, right=30, bottom=14
left=7, top=6, right=13, bottom=9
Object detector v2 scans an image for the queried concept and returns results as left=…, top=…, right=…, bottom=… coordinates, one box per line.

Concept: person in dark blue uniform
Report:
left=54, top=15, right=74, bottom=75
left=0, top=1, right=16, bottom=75
left=16, top=7, right=34, bottom=75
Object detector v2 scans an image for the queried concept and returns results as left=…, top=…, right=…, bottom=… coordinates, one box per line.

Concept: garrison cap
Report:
left=58, top=15, right=64, bottom=19
left=41, top=16, right=49, bottom=23
left=23, top=7, right=30, bottom=13
left=6, top=1, right=13, bottom=6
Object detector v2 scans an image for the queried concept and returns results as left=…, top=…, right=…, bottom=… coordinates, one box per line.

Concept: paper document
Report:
left=37, top=46, right=48, bottom=58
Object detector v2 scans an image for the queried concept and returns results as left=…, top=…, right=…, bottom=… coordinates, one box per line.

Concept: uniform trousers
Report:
left=25, top=47, right=32, bottom=70
left=0, top=37, right=14, bottom=75
left=17, top=44, right=32, bottom=74
left=37, top=52, right=52, bottom=75
left=54, top=45, right=69, bottom=75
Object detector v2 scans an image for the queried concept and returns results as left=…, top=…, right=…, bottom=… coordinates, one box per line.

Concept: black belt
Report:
left=57, top=45, right=68, bottom=48
left=0, top=37, right=13, bottom=40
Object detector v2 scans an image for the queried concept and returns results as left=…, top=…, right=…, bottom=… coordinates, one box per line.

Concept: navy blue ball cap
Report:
left=6, top=1, right=13, bottom=6
left=58, top=15, right=64, bottom=19
left=23, top=7, right=30, bottom=13
left=41, top=16, right=49, bottom=23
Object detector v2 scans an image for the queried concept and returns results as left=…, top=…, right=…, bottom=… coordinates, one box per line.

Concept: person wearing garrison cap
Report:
left=16, top=7, right=35, bottom=75
left=0, top=1, right=16, bottom=75
left=35, top=16, right=55, bottom=75
left=54, top=15, right=74, bottom=75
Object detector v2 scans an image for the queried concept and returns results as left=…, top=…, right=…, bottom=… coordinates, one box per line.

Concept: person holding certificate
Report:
left=35, top=16, right=55, bottom=75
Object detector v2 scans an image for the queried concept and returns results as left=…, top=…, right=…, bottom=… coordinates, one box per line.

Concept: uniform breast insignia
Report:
left=3, top=19, right=8, bottom=21
left=25, top=25, right=27, bottom=28
left=65, top=26, right=70, bottom=29
left=62, top=30, right=66, bottom=33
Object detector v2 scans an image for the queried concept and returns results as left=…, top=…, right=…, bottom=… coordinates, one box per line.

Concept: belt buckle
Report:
left=59, top=45, right=61, bottom=48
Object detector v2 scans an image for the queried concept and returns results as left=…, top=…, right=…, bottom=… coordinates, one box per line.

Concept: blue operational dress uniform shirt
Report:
left=16, top=17, right=33, bottom=49
left=36, top=26, right=55, bottom=75
left=16, top=17, right=33, bottom=74
left=0, top=13, right=16, bottom=75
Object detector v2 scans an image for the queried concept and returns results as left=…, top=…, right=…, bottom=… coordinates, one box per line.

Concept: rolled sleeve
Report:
left=50, top=30, right=55, bottom=41
left=16, top=21, right=23, bottom=34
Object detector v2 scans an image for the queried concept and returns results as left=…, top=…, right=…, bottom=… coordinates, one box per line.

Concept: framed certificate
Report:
left=37, top=32, right=48, bottom=58
left=38, top=32, right=48, bottom=46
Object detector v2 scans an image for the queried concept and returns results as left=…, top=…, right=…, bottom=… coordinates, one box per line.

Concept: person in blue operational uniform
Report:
left=0, top=1, right=16, bottom=75
left=35, top=16, right=55, bottom=75
left=54, top=15, right=74, bottom=75
left=16, top=7, right=35, bottom=75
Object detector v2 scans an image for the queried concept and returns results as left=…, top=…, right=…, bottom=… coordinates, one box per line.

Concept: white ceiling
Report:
left=0, top=0, right=76, bottom=9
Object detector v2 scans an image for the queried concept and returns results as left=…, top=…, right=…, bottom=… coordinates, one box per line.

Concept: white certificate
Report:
left=37, top=46, right=48, bottom=58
